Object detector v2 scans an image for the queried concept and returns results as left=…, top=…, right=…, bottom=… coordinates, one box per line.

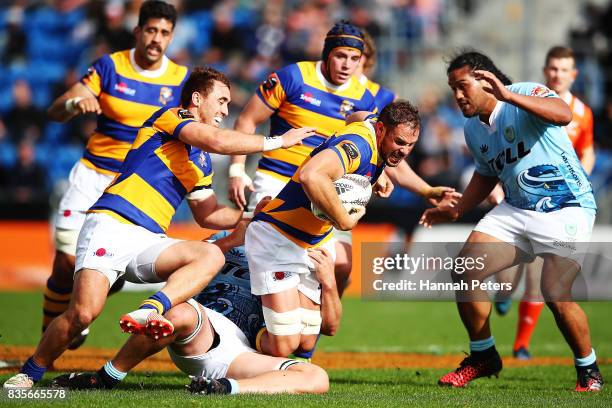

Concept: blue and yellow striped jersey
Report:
left=254, top=115, right=385, bottom=248
left=360, top=75, right=396, bottom=113
left=90, top=107, right=213, bottom=233
left=80, top=49, right=189, bottom=175
left=256, top=61, right=377, bottom=182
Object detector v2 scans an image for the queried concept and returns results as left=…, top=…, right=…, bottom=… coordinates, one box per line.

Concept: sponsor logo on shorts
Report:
left=63, top=210, right=72, bottom=217
left=273, top=272, right=290, bottom=281
left=94, top=248, right=114, bottom=258
left=565, top=223, right=577, bottom=236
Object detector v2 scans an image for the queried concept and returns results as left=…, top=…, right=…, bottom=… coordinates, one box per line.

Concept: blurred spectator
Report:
left=0, top=139, right=49, bottom=219
left=95, top=1, right=134, bottom=52
left=2, top=3, right=27, bottom=66
left=4, top=80, right=46, bottom=143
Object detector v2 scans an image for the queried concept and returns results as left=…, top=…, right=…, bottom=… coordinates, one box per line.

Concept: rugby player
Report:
left=420, top=51, right=604, bottom=392
left=3, top=67, right=313, bottom=389
left=43, top=0, right=187, bottom=349
left=248, top=101, right=421, bottom=358
left=50, top=229, right=335, bottom=395
left=494, top=46, right=597, bottom=360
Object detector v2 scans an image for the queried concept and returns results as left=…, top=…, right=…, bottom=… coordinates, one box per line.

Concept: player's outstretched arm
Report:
left=178, top=121, right=315, bottom=155
left=47, top=82, right=101, bottom=122
left=385, top=160, right=461, bottom=205
left=474, top=70, right=572, bottom=125
left=309, top=247, right=342, bottom=336
left=420, top=171, right=498, bottom=228
left=299, top=149, right=360, bottom=231
left=229, top=95, right=276, bottom=209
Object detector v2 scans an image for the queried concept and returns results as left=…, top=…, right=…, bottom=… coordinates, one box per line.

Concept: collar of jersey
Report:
left=479, top=100, right=503, bottom=133
left=316, top=61, right=351, bottom=92
left=129, top=48, right=169, bottom=78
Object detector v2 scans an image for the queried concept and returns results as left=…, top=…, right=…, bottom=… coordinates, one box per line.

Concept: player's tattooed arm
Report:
left=308, top=247, right=342, bottom=336
left=47, top=82, right=101, bottom=122
left=474, top=70, right=572, bottom=126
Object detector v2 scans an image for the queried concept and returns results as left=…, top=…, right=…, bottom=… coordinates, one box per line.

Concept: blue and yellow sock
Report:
left=138, top=291, right=171, bottom=315
left=21, top=357, right=46, bottom=382
left=42, top=278, right=72, bottom=332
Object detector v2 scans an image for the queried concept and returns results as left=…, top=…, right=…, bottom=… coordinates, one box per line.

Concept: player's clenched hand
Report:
left=426, top=186, right=462, bottom=207
left=228, top=176, right=253, bottom=210
left=280, top=127, right=316, bottom=148
left=75, top=97, right=102, bottom=115
left=374, top=172, right=394, bottom=198
left=474, top=70, right=512, bottom=102
left=419, top=205, right=459, bottom=228
left=308, top=247, right=335, bottom=285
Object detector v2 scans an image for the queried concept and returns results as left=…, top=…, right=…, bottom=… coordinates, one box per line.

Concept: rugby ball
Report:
left=311, top=174, right=372, bottom=222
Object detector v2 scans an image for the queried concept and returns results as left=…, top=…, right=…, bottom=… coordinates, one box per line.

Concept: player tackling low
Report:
left=420, top=51, right=604, bottom=392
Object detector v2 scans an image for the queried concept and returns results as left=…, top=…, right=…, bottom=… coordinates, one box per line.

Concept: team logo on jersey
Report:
left=114, top=82, right=136, bottom=96
left=339, top=100, right=355, bottom=117
left=530, top=85, right=554, bottom=98
left=480, top=144, right=489, bottom=154
left=159, top=87, right=173, bottom=105
left=503, top=126, right=516, bottom=143
left=262, top=73, right=279, bottom=96
left=300, top=92, right=322, bottom=107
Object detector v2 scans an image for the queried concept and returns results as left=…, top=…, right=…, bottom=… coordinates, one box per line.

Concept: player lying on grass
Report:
left=3, top=67, right=314, bottom=389
left=420, top=50, right=604, bottom=392
left=51, top=228, right=335, bottom=395
left=246, top=101, right=422, bottom=359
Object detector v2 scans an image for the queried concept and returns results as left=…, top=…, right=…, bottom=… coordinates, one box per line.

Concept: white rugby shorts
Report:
left=54, top=162, right=115, bottom=255
left=474, top=201, right=595, bottom=265
left=245, top=221, right=336, bottom=304
left=168, top=303, right=254, bottom=379
left=75, top=212, right=181, bottom=286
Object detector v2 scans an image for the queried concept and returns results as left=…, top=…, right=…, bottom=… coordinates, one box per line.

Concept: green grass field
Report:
left=1, top=291, right=610, bottom=406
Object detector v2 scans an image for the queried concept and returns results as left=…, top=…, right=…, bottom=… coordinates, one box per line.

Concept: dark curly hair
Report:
left=446, top=50, right=512, bottom=85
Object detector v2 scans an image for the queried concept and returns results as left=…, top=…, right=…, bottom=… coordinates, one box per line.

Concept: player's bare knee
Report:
left=164, top=303, right=197, bottom=335
left=291, top=363, right=329, bottom=393
left=66, top=307, right=95, bottom=332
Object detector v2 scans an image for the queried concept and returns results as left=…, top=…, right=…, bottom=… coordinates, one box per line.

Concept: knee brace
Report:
left=300, top=308, right=322, bottom=335
left=262, top=306, right=302, bottom=336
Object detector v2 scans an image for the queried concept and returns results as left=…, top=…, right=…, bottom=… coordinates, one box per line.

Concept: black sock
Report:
left=471, top=345, right=498, bottom=360
left=576, top=362, right=599, bottom=373
left=97, top=367, right=121, bottom=389
left=216, top=378, right=233, bottom=394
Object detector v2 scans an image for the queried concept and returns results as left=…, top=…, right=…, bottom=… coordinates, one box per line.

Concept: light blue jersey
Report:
left=195, top=231, right=263, bottom=347
left=464, top=82, right=596, bottom=213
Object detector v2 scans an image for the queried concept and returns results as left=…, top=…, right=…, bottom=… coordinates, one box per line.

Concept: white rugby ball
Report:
left=311, top=173, right=372, bottom=222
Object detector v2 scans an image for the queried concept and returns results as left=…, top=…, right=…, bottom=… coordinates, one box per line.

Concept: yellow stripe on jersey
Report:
left=105, top=173, right=176, bottom=230
left=98, top=94, right=161, bottom=128
left=84, top=133, right=132, bottom=161
left=276, top=101, right=346, bottom=137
